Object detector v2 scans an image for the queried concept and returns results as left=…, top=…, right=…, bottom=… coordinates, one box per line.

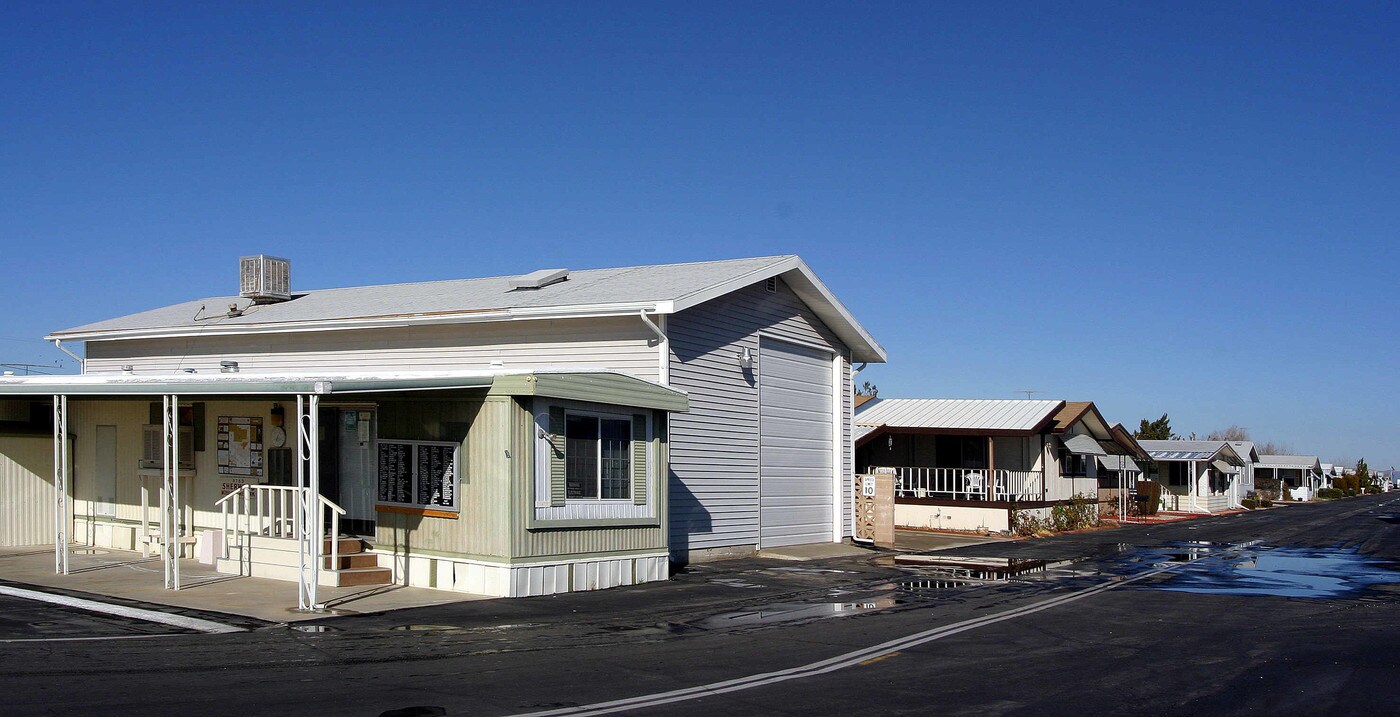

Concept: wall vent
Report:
left=509, top=268, right=569, bottom=290
left=239, top=255, right=291, bottom=303
left=766, top=276, right=778, bottom=293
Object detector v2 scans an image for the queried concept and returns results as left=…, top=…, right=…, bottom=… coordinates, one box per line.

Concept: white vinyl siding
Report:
left=84, top=316, right=661, bottom=382
left=667, top=277, right=852, bottom=555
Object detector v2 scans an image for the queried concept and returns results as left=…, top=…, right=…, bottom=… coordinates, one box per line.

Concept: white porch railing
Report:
left=875, top=466, right=1045, bottom=502
left=216, top=484, right=347, bottom=582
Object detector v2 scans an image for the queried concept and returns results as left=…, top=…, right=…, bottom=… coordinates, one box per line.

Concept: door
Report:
left=758, top=338, right=835, bottom=548
left=319, top=408, right=377, bottom=537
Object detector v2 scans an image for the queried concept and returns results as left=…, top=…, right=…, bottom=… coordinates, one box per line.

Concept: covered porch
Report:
left=1256, top=455, right=1322, bottom=501
left=0, top=368, right=686, bottom=610
left=857, top=428, right=1056, bottom=533
left=1141, top=442, right=1246, bottom=513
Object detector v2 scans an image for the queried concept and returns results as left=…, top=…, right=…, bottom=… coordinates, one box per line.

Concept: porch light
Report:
left=220, top=361, right=239, bottom=373
left=121, top=365, right=134, bottom=374
left=737, top=347, right=754, bottom=369
left=888, top=434, right=894, bottom=450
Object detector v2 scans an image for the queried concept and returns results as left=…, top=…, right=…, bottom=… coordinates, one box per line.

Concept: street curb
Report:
left=0, top=584, right=245, bottom=634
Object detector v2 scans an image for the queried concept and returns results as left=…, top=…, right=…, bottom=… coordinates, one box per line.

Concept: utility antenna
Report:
left=1014, top=389, right=1043, bottom=400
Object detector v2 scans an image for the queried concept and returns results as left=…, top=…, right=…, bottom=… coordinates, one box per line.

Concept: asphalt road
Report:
left=4, top=494, right=1399, bottom=717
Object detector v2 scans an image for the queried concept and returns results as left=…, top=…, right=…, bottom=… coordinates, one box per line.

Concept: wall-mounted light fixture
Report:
left=737, top=347, right=755, bottom=370
left=220, top=361, right=239, bottom=373
left=121, top=365, right=135, bottom=375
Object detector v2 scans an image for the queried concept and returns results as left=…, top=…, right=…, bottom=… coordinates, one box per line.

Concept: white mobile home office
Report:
left=2, top=255, right=884, bottom=596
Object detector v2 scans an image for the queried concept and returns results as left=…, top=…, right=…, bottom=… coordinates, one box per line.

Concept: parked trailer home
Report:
left=0, top=255, right=884, bottom=606
left=1137, top=440, right=1249, bottom=513
left=1256, top=454, right=1323, bottom=501
left=854, top=399, right=1143, bottom=532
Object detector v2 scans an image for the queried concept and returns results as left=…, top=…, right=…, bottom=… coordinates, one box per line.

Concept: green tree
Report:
left=856, top=381, right=878, bottom=397
left=1134, top=413, right=1176, bottom=440
left=1356, top=458, right=1373, bottom=493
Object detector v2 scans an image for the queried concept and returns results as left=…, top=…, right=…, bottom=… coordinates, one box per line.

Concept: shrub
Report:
left=1260, top=499, right=1273, bottom=507
left=1317, top=488, right=1343, bottom=500
left=1010, top=508, right=1048, bottom=537
left=1241, top=498, right=1259, bottom=509
left=1050, top=494, right=1101, bottom=532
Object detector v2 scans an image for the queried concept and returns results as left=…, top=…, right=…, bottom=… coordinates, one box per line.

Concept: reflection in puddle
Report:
left=1147, top=546, right=1400, bottom=598
left=290, top=624, right=339, bottom=633
left=390, top=624, right=465, bottom=632
left=893, top=556, right=1081, bottom=582
left=695, top=596, right=901, bottom=629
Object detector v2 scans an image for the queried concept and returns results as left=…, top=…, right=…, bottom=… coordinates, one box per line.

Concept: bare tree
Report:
left=1206, top=425, right=1251, bottom=442
left=1255, top=440, right=1294, bottom=456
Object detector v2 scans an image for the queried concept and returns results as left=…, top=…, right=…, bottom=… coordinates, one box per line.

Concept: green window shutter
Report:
left=632, top=414, right=648, bottom=505
left=549, top=406, right=567, bottom=507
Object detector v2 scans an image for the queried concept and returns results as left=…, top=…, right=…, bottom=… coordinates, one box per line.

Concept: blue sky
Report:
left=2, top=2, right=1396, bottom=467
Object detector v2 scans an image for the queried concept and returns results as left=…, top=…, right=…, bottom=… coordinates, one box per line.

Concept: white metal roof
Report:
left=1257, top=454, right=1322, bottom=471
left=47, top=255, right=887, bottom=363
left=854, top=398, right=1064, bottom=434
left=1139, top=439, right=1244, bottom=465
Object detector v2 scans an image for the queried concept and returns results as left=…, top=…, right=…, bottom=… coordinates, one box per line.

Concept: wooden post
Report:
left=986, top=437, right=996, bottom=501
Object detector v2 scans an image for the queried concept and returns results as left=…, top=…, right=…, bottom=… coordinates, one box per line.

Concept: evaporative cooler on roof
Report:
left=239, top=255, right=291, bottom=303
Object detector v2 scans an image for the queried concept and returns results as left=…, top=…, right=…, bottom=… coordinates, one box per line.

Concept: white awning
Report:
left=1098, top=454, right=1140, bottom=473
left=0, top=369, right=690, bottom=411
left=1212, top=459, right=1237, bottom=474
left=1061, top=433, right=1107, bottom=456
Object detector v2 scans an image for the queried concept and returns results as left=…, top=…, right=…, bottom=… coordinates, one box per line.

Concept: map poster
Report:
left=217, top=416, right=264, bottom=477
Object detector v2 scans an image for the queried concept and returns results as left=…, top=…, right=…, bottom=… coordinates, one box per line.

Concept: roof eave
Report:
left=48, top=301, right=668, bottom=343
left=667, top=256, right=888, bottom=364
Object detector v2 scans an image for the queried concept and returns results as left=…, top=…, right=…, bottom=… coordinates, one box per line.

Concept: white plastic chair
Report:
left=964, top=472, right=985, bottom=501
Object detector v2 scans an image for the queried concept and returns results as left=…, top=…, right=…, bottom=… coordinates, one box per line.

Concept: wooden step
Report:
left=334, top=567, right=393, bottom=587
left=323, top=537, right=366, bottom=555
left=323, top=553, right=380, bottom=569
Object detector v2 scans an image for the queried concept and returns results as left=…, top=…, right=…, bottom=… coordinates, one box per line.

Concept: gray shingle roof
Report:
left=54, top=256, right=792, bottom=336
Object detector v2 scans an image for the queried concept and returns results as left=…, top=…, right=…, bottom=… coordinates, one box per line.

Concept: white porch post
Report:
left=162, top=394, right=182, bottom=590
left=52, top=395, right=69, bottom=575
left=296, top=394, right=321, bottom=610
left=1189, top=460, right=1198, bottom=512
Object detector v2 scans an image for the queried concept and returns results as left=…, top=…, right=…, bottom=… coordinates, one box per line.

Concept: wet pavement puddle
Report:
left=1143, top=546, right=1400, bottom=598
left=694, top=596, right=902, bottom=629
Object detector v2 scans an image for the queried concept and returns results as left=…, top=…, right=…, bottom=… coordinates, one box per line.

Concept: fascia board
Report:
left=49, top=301, right=665, bottom=343
left=667, top=256, right=889, bottom=364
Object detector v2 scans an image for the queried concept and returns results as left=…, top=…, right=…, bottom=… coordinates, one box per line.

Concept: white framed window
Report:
left=532, top=400, right=655, bottom=523
left=565, top=411, right=633, bottom=501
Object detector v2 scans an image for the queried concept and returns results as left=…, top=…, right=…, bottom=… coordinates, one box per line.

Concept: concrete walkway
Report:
left=753, top=541, right=875, bottom=561
left=894, top=529, right=1012, bottom=553
left=0, top=545, right=486, bottom=623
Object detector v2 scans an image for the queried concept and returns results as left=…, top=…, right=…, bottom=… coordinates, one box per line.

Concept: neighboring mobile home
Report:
left=0, top=255, right=884, bottom=604
left=1257, top=454, right=1323, bottom=501
left=1138, top=440, right=1247, bottom=513
left=853, top=398, right=1141, bottom=532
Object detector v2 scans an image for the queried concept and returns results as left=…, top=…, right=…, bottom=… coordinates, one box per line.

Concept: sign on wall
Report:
left=377, top=439, right=459, bottom=511
left=217, top=416, right=264, bottom=477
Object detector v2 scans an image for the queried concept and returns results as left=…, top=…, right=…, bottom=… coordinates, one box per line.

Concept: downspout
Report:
left=638, top=310, right=669, bottom=386
left=51, top=339, right=84, bottom=374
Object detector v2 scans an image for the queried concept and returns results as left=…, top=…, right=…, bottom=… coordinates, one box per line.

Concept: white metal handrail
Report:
left=881, top=466, right=1045, bottom=502
left=217, top=485, right=347, bottom=578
